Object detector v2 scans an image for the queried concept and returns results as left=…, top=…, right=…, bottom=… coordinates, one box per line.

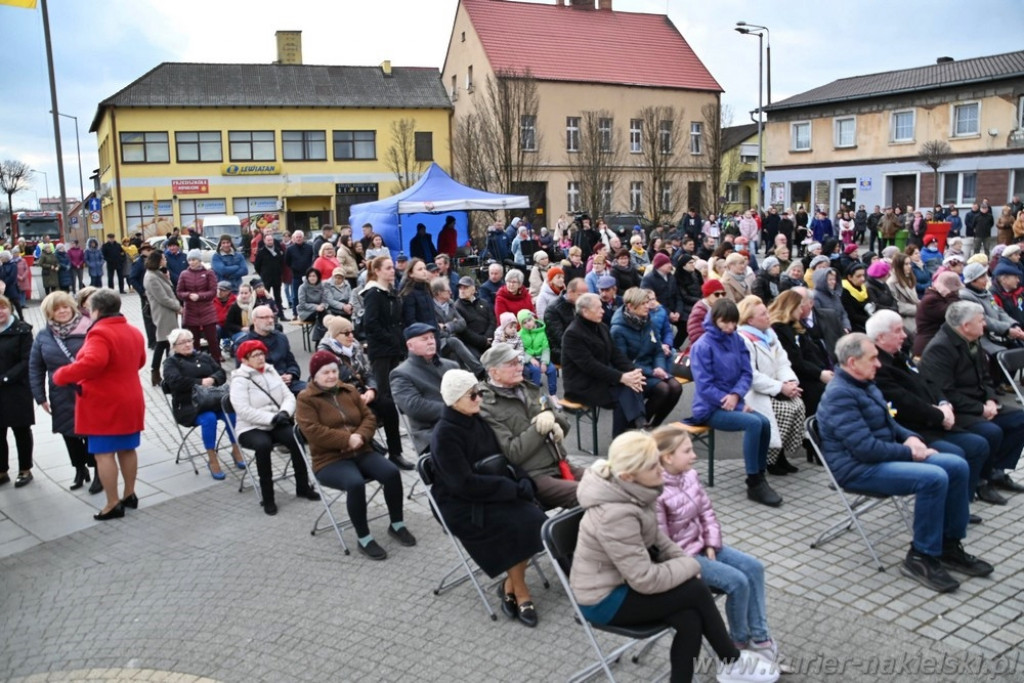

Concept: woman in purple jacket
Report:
left=688, top=298, right=781, bottom=507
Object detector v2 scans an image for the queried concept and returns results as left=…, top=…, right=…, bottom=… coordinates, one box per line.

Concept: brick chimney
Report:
left=274, top=30, right=302, bottom=65
left=380, top=60, right=393, bottom=77
left=597, top=0, right=612, bottom=8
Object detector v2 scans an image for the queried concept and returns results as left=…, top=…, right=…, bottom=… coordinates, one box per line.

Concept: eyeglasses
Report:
left=174, top=338, right=194, bottom=346
left=340, top=330, right=355, bottom=337
left=247, top=351, right=266, bottom=358
left=469, top=390, right=484, bottom=401
left=712, top=291, right=727, bottom=298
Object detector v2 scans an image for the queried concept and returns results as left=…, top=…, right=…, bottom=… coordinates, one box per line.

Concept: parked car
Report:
left=602, top=213, right=657, bottom=242
left=147, top=235, right=217, bottom=265
left=200, top=214, right=244, bottom=247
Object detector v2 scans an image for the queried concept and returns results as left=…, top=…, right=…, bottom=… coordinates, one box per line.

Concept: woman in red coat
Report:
left=54, top=289, right=146, bottom=520
left=493, top=269, right=535, bottom=322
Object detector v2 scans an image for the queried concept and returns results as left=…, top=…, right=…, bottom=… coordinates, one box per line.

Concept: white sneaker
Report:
left=748, top=640, right=793, bottom=675
left=717, top=650, right=780, bottom=683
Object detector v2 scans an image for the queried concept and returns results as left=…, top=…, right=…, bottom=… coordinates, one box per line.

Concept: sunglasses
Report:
left=712, top=291, right=727, bottom=298
left=469, top=390, right=484, bottom=401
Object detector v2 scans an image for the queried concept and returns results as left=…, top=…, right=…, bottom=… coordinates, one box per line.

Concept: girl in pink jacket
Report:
left=653, top=425, right=787, bottom=668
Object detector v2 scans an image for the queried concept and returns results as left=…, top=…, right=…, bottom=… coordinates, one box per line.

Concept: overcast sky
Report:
left=2, top=0, right=1021, bottom=208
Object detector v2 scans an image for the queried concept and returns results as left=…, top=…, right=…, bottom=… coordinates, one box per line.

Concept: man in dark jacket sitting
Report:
left=390, top=323, right=458, bottom=460
left=236, top=305, right=304, bottom=394
left=455, top=276, right=495, bottom=357
left=544, top=277, right=587, bottom=365
left=817, top=331, right=993, bottom=593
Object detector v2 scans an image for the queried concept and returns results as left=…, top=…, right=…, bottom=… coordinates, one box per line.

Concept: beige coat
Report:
left=570, top=467, right=700, bottom=606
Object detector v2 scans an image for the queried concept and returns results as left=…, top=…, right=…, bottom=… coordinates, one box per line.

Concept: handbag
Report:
left=192, top=384, right=231, bottom=413
left=472, top=453, right=515, bottom=479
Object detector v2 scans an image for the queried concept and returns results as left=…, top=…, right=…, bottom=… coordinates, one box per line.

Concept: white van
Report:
left=200, top=214, right=243, bottom=245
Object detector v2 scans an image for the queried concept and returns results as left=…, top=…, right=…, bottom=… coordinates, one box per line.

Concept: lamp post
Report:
left=51, top=111, right=85, bottom=217
left=31, top=169, right=49, bottom=201
left=735, top=22, right=770, bottom=211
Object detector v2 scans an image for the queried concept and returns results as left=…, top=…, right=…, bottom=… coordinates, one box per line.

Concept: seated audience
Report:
left=515, top=309, right=558, bottom=396
left=430, top=369, right=548, bottom=628
left=812, top=267, right=851, bottom=332
left=839, top=262, right=873, bottom=333
left=296, top=351, right=414, bottom=560
left=912, top=272, right=962, bottom=356
left=887, top=253, right=919, bottom=335
left=431, top=276, right=485, bottom=375
left=494, top=269, right=535, bottom=322
left=390, top=323, right=459, bottom=455
left=544, top=277, right=588, bottom=365
left=455, top=276, right=496, bottom=357
left=686, top=279, right=727, bottom=346
left=817, top=332, right=994, bottom=593
left=236, top=305, right=305, bottom=394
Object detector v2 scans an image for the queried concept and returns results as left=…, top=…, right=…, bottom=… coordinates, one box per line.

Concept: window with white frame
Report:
left=121, top=131, right=170, bottom=163
left=1017, top=96, right=1024, bottom=130
left=1014, top=169, right=1024, bottom=198
left=567, top=181, right=580, bottom=213
left=599, top=117, right=613, bottom=153
left=566, top=117, right=580, bottom=153
left=659, top=181, right=673, bottom=214
left=282, top=130, right=327, bottom=161
left=834, top=117, right=856, bottom=148
left=891, top=110, right=915, bottom=142
left=659, top=120, right=673, bottom=155
left=630, top=119, right=642, bottom=153
left=601, top=181, right=613, bottom=214
left=520, top=115, right=537, bottom=152
left=952, top=102, right=980, bottom=137
left=630, top=181, right=643, bottom=213
left=230, top=130, right=275, bottom=161
left=791, top=122, right=811, bottom=151
left=941, top=171, right=978, bottom=205
left=690, top=122, right=703, bottom=155
left=726, top=182, right=741, bottom=203
left=175, top=131, right=222, bottom=162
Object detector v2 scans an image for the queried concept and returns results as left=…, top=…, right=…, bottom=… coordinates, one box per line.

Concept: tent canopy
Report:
left=347, top=163, right=529, bottom=255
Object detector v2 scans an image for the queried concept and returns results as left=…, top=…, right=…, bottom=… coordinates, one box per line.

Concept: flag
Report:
left=0, top=0, right=39, bottom=9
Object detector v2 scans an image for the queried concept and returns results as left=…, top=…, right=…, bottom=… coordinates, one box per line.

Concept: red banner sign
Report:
left=172, top=179, right=209, bottom=194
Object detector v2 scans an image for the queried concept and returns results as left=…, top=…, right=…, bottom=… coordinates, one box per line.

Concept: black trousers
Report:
left=370, top=397, right=403, bottom=458
left=62, top=434, right=95, bottom=469
left=152, top=341, right=170, bottom=372
left=609, top=578, right=739, bottom=683
left=141, top=294, right=157, bottom=347
left=314, top=451, right=404, bottom=537
left=238, top=425, right=311, bottom=503
left=106, top=262, right=124, bottom=291
left=0, top=426, right=34, bottom=473
left=370, top=356, right=401, bottom=404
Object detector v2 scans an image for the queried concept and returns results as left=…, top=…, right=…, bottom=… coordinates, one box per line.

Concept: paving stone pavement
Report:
left=2, top=276, right=1024, bottom=682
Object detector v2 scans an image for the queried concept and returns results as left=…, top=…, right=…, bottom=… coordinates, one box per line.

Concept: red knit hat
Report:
left=309, top=350, right=339, bottom=379
left=236, top=339, right=268, bottom=361
left=701, top=279, right=725, bottom=298
left=652, top=253, right=672, bottom=270
left=547, top=266, right=564, bottom=282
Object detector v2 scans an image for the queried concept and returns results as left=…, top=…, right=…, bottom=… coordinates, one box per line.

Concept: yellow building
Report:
left=719, top=123, right=759, bottom=217
left=89, top=34, right=452, bottom=239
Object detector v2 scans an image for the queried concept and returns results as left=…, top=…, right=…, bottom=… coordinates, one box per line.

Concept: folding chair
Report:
left=805, top=417, right=913, bottom=571
left=220, top=393, right=273, bottom=498
left=417, top=455, right=549, bottom=621
left=541, top=507, right=672, bottom=682
left=163, top=390, right=226, bottom=475
left=293, top=424, right=384, bottom=555
left=996, top=348, right=1024, bottom=404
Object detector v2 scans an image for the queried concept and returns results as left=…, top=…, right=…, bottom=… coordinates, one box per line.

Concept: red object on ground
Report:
left=925, top=222, right=951, bottom=253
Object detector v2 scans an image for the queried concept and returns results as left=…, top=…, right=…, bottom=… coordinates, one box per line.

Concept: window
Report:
left=834, top=117, right=856, bottom=148
left=414, top=132, right=433, bottom=161
left=599, top=117, right=613, bottom=153
left=179, top=198, right=227, bottom=231
left=791, top=122, right=811, bottom=151
left=567, top=181, right=580, bottom=213
left=229, top=131, right=275, bottom=161
left=601, top=181, right=613, bottom=214
left=333, top=131, right=376, bottom=160
left=942, top=172, right=978, bottom=205
left=282, top=130, right=326, bottom=161
left=520, top=115, right=536, bottom=152
left=952, top=102, right=980, bottom=137
left=726, top=182, right=741, bottom=203
left=1014, top=169, right=1024, bottom=198
left=630, top=181, right=643, bottom=213
left=629, top=119, right=642, bottom=153
left=659, top=120, right=673, bottom=155
left=689, top=122, right=703, bottom=155
left=120, top=132, right=169, bottom=163
left=891, top=110, right=915, bottom=142
left=124, top=199, right=172, bottom=232
left=450, top=75, right=457, bottom=100
left=233, top=197, right=279, bottom=225
left=659, top=181, right=673, bottom=214
left=1018, top=96, right=1024, bottom=129
left=175, top=131, right=222, bottom=163
left=790, top=181, right=811, bottom=207
left=739, top=143, right=759, bottom=164
left=466, top=65, right=474, bottom=93
left=566, top=117, right=580, bottom=152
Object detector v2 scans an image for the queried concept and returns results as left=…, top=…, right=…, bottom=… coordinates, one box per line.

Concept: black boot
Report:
left=88, top=467, right=103, bottom=495
left=746, top=473, right=783, bottom=507
left=389, top=454, right=415, bottom=471
left=777, top=451, right=799, bottom=473
left=70, top=465, right=89, bottom=491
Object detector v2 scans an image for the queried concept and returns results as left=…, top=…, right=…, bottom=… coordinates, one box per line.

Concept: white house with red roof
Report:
left=443, top=0, right=722, bottom=225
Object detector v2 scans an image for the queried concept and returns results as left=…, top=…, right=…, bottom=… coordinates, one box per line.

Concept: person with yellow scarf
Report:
left=839, top=262, right=875, bottom=333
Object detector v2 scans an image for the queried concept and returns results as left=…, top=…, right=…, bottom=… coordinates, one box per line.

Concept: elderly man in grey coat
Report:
left=389, top=323, right=458, bottom=460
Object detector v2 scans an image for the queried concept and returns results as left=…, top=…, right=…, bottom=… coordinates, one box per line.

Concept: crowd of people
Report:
left=3, top=201, right=1024, bottom=680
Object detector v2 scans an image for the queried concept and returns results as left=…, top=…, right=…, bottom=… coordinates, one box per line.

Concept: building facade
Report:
left=763, top=51, right=1024, bottom=215
left=442, top=0, right=722, bottom=226
left=719, top=123, right=759, bottom=216
left=89, top=35, right=451, bottom=239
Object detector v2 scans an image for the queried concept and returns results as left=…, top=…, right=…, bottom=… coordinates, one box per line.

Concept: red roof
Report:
left=461, top=0, right=721, bottom=92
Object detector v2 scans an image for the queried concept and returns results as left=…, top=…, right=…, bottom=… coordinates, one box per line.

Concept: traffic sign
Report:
left=90, top=211, right=101, bottom=224
left=86, top=197, right=101, bottom=212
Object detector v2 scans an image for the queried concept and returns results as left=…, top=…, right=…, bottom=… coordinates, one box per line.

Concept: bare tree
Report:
left=384, top=118, right=425, bottom=193
left=636, top=105, right=685, bottom=223
left=566, top=110, right=621, bottom=217
left=0, top=160, right=32, bottom=230
left=920, top=140, right=953, bottom=205
left=701, top=102, right=732, bottom=216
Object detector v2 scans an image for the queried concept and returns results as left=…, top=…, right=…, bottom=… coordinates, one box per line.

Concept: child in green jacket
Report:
left=517, top=309, right=558, bottom=395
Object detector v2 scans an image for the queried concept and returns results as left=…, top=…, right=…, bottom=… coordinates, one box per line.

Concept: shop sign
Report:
left=172, top=179, right=209, bottom=194
left=223, top=163, right=281, bottom=176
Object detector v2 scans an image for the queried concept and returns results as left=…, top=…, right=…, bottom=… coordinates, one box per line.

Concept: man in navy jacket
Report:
left=817, top=332, right=993, bottom=593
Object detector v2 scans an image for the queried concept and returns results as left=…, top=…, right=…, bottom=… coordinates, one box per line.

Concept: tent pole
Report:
left=398, top=214, right=403, bottom=256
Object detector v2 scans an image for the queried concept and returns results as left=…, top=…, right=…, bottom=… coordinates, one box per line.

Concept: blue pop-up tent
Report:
left=348, top=163, right=529, bottom=256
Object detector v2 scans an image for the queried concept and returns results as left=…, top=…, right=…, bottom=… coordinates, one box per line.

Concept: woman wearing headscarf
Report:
left=811, top=267, right=851, bottom=332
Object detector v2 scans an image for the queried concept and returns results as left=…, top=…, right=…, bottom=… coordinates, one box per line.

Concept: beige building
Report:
left=763, top=50, right=1024, bottom=214
left=442, top=0, right=722, bottom=226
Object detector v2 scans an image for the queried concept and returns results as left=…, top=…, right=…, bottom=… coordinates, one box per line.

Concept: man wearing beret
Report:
left=389, top=323, right=459, bottom=460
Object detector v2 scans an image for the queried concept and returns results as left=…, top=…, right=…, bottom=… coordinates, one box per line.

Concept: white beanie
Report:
left=187, top=249, right=202, bottom=261
left=440, top=369, right=479, bottom=407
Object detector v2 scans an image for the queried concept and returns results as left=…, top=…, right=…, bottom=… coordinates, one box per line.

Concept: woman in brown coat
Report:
left=295, top=350, right=414, bottom=561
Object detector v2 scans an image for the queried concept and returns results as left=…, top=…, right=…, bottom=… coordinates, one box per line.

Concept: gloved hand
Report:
left=271, top=410, right=291, bottom=426
left=515, top=478, right=535, bottom=500
left=532, top=410, right=556, bottom=435
left=550, top=424, right=564, bottom=443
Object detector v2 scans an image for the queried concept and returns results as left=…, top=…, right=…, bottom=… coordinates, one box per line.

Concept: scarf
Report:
left=739, top=324, right=775, bottom=348
left=841, top=278, right=868, bottom=302
left=50, top=312, right=83, bottom=339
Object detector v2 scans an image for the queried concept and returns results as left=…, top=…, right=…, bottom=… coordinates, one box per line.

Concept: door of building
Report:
left=889, top=175, right=917, bottom=210
left=837, top=181, right=857, bottom=213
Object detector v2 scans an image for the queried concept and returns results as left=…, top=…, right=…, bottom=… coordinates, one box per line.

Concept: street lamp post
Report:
left=736, top=22, right=771, bottom=211
left=51, top=111, right=86, bottom=218
left=31, top=169, right=50, bottom=201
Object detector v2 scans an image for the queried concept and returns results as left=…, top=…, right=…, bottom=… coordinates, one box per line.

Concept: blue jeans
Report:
left=842, top=452, right=968, bottom=557
left=929, top=432, right=989, bottom=495
left=288, top=278, right=300, bottom=312
left=706, top=408, right=770, bottom=475
left=696, top=546, right=769, bottom=645
left=525, top=361, right=558, bottom=395
left=195, top=410, right=236, bottom=450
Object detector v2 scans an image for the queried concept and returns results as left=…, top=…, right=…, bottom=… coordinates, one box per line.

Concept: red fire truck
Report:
left=11, top=211, right=64, bottom=250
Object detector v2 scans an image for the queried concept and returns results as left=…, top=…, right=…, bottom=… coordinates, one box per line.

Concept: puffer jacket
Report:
left=294, top=380, right=375, bottom=472
left=84, top=244, right=104, bottom=278
left=401, top=281, right=437, bottom=329
left=361, top=281, right=404, bottom=361
left=229, top=363, right=295, bottom=437
left=517, top=318, right=550, bottom=360
left=161, top=350, right=226, bottom=427
left=29, top=316, right=92, bottom=436
left=812, top=267, right=851, bottom=331
left=570, top=467, right=699, bottom=606
left=738, top=325, right=798, bottom=449
left=959, top=284, right=1020, bottom=355
left=176, top=266, right=219, bottom=327
left=478, top=381, right=570, bottom=477
left=688, top=314, right=752, bottom=423
left=212, top=249, right=248, bottom=290
left=609, top=306, right=669, bottom=387
left=656, top=469, right=722, bottom=557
